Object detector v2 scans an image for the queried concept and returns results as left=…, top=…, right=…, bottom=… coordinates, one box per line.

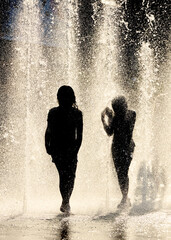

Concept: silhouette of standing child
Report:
left=45, top=85, right=83, bottom=213
left=101, top=96, right=136, bottom=208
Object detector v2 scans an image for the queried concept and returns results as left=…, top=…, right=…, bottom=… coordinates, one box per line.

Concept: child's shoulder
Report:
left=49, top=107, right=59, bottom=114
left=127, top=110, right=136, bottom=119
left=72, top=108, right=83, bottom=121
left=73, top=107, right=82, bottom=115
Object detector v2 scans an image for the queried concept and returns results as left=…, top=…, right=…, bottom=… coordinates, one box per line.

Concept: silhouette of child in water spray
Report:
left=101, top=96, right=136, bottom=208
left=45, top=85, right=83, bottom=213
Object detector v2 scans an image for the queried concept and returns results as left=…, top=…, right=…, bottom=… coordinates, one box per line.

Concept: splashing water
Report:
left=0, top=0, right=170, bottom=216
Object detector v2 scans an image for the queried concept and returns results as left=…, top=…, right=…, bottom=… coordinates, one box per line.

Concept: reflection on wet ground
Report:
left=0, top=210, right=170, bottom=240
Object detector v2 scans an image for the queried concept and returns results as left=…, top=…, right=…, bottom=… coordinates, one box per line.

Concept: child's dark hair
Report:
left=112, top=96, right=128, bottom=115
left=57, top=85, right=77, bottom=108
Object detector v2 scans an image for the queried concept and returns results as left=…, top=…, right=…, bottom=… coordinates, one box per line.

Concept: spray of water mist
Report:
left=130, top=41, right=170, bottom=213
left=0, top=0, right=170, bottom=216
left=2, top=0, right=49, bottom=215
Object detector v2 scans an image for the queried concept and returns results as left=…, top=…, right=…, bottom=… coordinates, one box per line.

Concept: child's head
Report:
left=112, top=96, right=128, bottom=115
left=57, top=85, right=76, bottom=108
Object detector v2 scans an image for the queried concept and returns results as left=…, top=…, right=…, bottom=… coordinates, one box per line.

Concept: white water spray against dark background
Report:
left=0, top=0, right=170, bottom=216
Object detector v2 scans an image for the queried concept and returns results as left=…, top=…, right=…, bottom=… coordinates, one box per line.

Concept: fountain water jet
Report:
left=0, top=0, right=170, bottom=216
left=129, top=41, right=171, bottom=213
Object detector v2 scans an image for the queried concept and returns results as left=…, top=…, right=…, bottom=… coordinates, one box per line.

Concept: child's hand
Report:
left=101, top=109, right=106, bottom=121
left=105, top=107, right=113, bottom=119
left=101, top=107, right=113, bottom=123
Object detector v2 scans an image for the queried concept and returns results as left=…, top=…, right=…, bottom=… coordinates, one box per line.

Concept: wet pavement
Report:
left=0, top=210, right=170, bottom=240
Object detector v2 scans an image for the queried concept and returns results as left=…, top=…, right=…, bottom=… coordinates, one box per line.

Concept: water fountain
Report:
left=0, top=0, right=170, bottom=219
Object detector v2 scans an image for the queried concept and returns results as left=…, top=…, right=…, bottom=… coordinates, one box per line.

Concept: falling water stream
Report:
left=0, top=0, right=170, bottom=220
